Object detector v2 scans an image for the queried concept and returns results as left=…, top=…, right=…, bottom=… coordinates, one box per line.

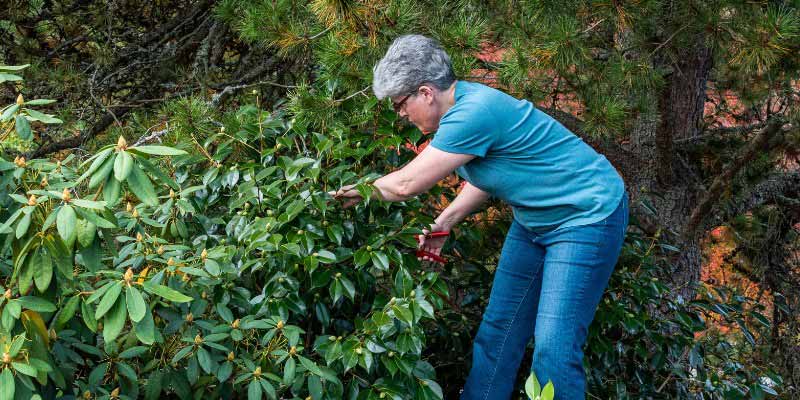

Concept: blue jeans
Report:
left=460, top=192, right=629, bottom=400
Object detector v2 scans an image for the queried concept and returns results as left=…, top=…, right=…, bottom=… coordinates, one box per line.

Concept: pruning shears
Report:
left=415, top=231, right=450, bottom=265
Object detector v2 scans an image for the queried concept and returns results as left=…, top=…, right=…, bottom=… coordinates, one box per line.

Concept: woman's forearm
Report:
left=370, top=171, right=413, bottom=202
left=434, top=182, right=490, bottom=231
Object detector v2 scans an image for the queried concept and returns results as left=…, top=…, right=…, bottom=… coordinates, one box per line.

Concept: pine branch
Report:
left=685, top=118, right=791, bottom=237
left=675, top=122, right=768, bottom=149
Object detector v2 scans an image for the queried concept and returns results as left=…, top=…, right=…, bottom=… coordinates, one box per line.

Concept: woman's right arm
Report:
left=434, top=182, right=491, bottom=231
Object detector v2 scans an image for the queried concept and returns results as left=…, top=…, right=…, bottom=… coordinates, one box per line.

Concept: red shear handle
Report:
left=416, top=230, right=450, bottom=243
left=415, top=249, right=447, bottom=264
left=415, top=231, right=449, bottom=264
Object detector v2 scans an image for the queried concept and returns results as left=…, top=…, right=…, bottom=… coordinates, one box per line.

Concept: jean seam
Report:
left=481, top=255, right=544, bottom=400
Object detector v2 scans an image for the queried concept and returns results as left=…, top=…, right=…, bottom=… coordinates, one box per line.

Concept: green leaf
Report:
left=32, top=246, right=53, bottom=292
left=134, top=309, right=156, bottom=344
left=78, top=148, right=112, bottom=180
left=340, top=277, right=355, bottom=301
left=55, top=296, right=80, bottom=329
left=248, top=380, right=262, bottom=400
left=0, top=367, right=14, bottom=400
left=11, top=362, right=37, bottom=377
left=114, top=150, right=133, bottom=181
left=57, top=205, right=77, bottom=244
left=142, top=282, right=193, bottom=303
left=0, top=105, right=19, bottom=123
left=308, top=375, right=322, bottom=400
left=371, top=251, right=390, bottom=270
left=525, top=372, right=541, bottom=398
left=89, top=154, right=115, bottom=189
left=0, top=73, right=22, bottom=83
left=282, top=357, right=296, bottom=385
left=217, top=362, right=233, bottom=383
left=103, top=173, right=122, bottom=206
left=0, top=64, right=30, bottom=71
left=0, top=208, right=24, bottom=235
left=126, top=285, right=146, bottom=323
left=18, top=254, right=34, bottom=295
left=24, top=99, right=56, bottom=105
left=9, top=335, right=24, bottom=357
left=102, top=295, right=127, bottom=343
left=131, top=145, right=187, bottom=156
left=24, top=109, right=62, bottom=124
left=71, top=199, right=107, bottom=210
left=96, top=281, right=123, bottom=319
left=15, top=115, right=31, bottom=140
left=15, top=212, right=31, bottom=239
left=17, top=297, right=56, bottom=312
left=76, top=219, right=97, bottom=248
left=74, top=207, right=116, bottom=229
left=197, top=347, right=213, bottom=374
left=81, top=299, right=97, bottom=332
left=541, top=381, right=555, bottom=400
left=127, top=163, right=159, bottom=206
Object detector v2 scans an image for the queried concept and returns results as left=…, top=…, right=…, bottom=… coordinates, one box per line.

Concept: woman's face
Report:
left=391, top=85, right=444, bottom=135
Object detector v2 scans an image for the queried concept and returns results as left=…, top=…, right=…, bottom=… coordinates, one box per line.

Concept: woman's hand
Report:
left=328, top=184, right=363, bottom=209
left=417, top=223, right=448, bottom=262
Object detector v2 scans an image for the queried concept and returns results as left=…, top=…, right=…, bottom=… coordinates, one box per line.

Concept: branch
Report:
left=707, top=172, right=800, bottom=232
left=133, top=124, right=171, bottom=146
left=209, top=80, right=297, bottom=108
left=685, top=117, right=794, bottom=237
left=675, top=121, right=767, bottom=149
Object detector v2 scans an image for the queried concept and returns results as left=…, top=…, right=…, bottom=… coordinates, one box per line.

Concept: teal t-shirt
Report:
left=429, top=80, right=626, bottom=233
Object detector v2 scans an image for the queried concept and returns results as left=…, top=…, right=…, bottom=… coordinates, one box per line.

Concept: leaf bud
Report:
left=16, top=94, right=24, bottom=105
left=126, top=202, right=133, bottom=212
left=167, top=257, right=175, bottom=266
left=28, top=194, right=37, bottom=206
left=194, top=334, right=203, bottom=345
left=200, top=248, right=208, bottom=260
left=61, top=188, right=71, bottom=202
left=289, top=346, right=297, bottom=355
left=40, top=176, right=48, bottom=187
left=276, top=320, right=284, bottom=329
left=227, top=351, right=235, bottom=361
left=185, top=312, right=193, bottom=322
left=232, top=319, right=240, bottom=329
left=253, top=366, right=262, bottom=377
left=136, top=232, right=143, bottom=242
left=116, top=135, right=127, bottom=150
left=157, top=245, right=164, bottom=255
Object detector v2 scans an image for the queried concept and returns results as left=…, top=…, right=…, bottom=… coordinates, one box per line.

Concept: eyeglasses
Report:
left=391, top=89, right=418, bottom=113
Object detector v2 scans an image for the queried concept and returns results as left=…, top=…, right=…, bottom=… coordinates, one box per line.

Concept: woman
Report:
left=331, top=34, right=629, bottom=400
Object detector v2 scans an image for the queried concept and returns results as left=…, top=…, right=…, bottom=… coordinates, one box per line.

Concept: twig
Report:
left=210, top=81, right=297, bottom=107
left=133, top=123, right=170, bottom=146
left=648, top=24, right=690, bottom=58
left=334, top=85, right=371, bottom=104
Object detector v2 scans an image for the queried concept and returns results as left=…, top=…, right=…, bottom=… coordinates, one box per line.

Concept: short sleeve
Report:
left=429, top=102, right=496, bottom=157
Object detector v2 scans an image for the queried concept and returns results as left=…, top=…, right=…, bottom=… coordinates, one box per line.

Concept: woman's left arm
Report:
left=333, top=145, right=475, bottom=205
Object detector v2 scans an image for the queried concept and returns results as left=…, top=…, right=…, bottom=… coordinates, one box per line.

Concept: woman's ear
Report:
left=418, top=85, right=435, bottom=104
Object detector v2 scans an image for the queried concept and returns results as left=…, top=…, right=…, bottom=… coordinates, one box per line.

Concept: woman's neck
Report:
left=436, top=81, right=457, bottom=118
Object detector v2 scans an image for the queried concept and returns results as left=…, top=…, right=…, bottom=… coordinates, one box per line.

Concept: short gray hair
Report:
left=372, top=34, right=456, bottom=100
